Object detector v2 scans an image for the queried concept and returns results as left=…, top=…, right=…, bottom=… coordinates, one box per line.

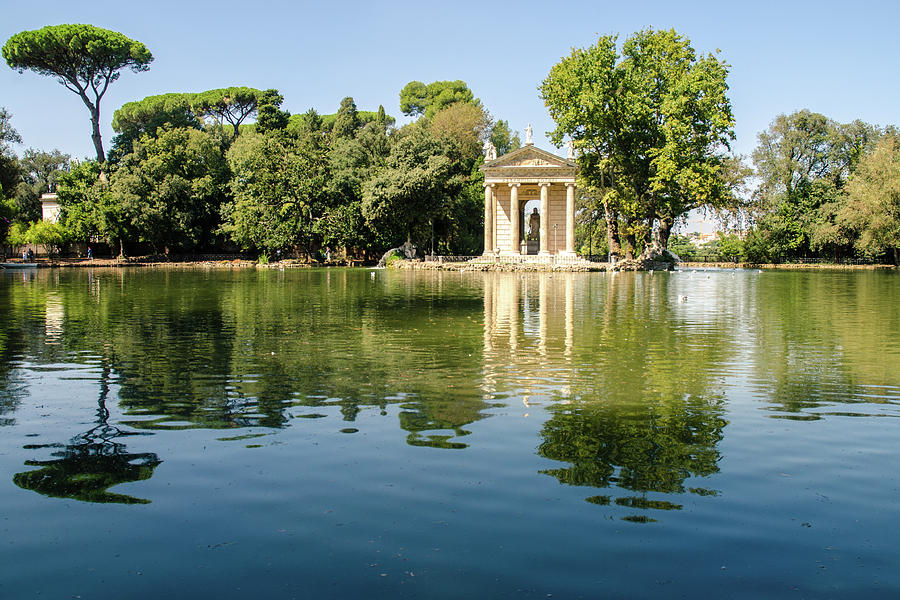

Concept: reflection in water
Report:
left=10, top=269, right=494, bottom=449
left=481, top=272, right=728, bottom=521
left=14, top=363, right=160, bottom=504
left=4, top=268, right=897, bottom=517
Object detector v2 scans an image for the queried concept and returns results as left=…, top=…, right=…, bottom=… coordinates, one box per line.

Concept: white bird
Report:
left=678, top=295, right=688, bottom=302
left=370, top=272, right=375, bottom=279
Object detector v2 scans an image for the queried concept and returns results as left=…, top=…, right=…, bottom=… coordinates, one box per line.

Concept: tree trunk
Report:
left=894, top=247, right=899, bottom=266
left=624, top=229, right=636, bottom=261
left=604, top=203, right=621, bottom=260
left=90, top=106, right=105, bottom=163
left=657, top=217, right=674, bottom=250
left=119, top=238, right=125, bottom=258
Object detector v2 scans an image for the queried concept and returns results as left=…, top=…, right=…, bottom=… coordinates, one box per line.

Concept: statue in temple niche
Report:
left=528, top=208, right=541, bottom=240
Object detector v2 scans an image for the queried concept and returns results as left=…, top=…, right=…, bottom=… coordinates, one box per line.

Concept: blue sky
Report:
left=3, top=0, right=898, bottom=228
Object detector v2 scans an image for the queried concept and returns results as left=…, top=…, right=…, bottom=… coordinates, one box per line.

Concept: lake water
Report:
left=1, top=267, right=898, bottom=599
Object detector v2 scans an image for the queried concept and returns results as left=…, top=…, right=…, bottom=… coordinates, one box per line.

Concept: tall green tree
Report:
left=0, top=107, right=22, bottom=241
left=839, top=134, right=900, bottom=264
left=331, top=96, right=360, bottom=141
left=322, top=114, right=393, bottom=257
left=541, top=29, right=736, bottom=259
left=223, top=130, right=328, bottom=257
left=110, top=127, right=230, bottom=253
left=255, top=89, right=290, bottom=133
left=3, top=24, right=153, bottom=163
left=751, top=110, right=879, bottom=261
left=57, top=160, right=128, bottom=254
left=489, top=120, right=521, bottom=156
left=362, top=123, right=463, bottom=248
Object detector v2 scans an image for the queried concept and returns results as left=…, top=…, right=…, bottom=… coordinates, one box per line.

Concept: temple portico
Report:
left=479, top=130, right=578, bottom=258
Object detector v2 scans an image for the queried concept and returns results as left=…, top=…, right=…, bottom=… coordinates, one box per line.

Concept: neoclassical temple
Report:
left=479, top=128, right=578, bottom=257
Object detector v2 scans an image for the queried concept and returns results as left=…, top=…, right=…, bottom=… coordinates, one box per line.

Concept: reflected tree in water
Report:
left=533, top=273, right=731, bottom=520
left=747, top=272, right=900, bottom=419
left=37, top=269, right=493, bottom=447
left=14, top=361, right=161, bottom=504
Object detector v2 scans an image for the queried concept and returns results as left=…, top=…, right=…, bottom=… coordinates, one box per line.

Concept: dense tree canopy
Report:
left=839, top=134, right=900, bottom=264
left=191, top=87, right=262, bottom=139
left=110, top=93, right=200, bottom=160
left=541, top=29, right=736, bottom=259
left=3, top=24, right=153, bottom=162
left=109, top=127, right=230, bottom=252
left=749, top=110, right=881, bottom=261
left=362, top=123, right=462, bottom=247
left=56, top=160, right=125, bottom=253
left=223, top=129, right=328, bottom=257
left=255, top=89, right=290, bottom=133
left=399, top=80, right=478, bottom=119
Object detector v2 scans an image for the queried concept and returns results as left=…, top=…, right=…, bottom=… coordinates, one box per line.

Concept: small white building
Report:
left=41, top=193, right=60, bottom=223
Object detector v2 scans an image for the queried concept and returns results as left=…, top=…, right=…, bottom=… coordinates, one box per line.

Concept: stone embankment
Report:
left=393, top=258, right=675, bottom=272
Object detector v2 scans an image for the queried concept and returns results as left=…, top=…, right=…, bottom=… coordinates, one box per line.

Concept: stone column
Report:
left=564, top=182, right=576, bottom=256
left=491, top=184, right=498, bottom=253
left=509, top=183, right=521, bottom=255
left=483, top=183, right=494, bottom=255
left=539, top=182, right=550, bottom=255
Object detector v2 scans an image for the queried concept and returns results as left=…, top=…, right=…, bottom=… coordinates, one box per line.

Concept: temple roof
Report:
left=480, top=144, right=577, bottom=183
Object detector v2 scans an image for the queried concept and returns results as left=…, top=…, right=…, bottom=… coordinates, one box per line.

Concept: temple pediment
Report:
left=481, top=145, right=576, bottom=170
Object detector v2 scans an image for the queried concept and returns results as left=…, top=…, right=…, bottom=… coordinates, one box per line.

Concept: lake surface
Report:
left=1, top=266, right=898, bottom=599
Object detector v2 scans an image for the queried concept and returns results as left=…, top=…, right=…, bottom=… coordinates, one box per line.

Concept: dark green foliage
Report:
left=0, top=107, right=22, bottom=202
left=332, top=96, right=360, bottom=141
left=110, top=93, right=200, bottom=161
left=255, top=89, right=290, bottom=133
left=223, top=130, right=328, bottom=256
left=110, top=127, right=230, bottom=252
left=57, top=160, right=126, bottom=251
left=399, top=80, right=477, bottom=118
left=362, top=124, right=464, bottom=248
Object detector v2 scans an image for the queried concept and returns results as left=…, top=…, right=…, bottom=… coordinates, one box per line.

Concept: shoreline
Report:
left=1, top=257, right=896, bottom=272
